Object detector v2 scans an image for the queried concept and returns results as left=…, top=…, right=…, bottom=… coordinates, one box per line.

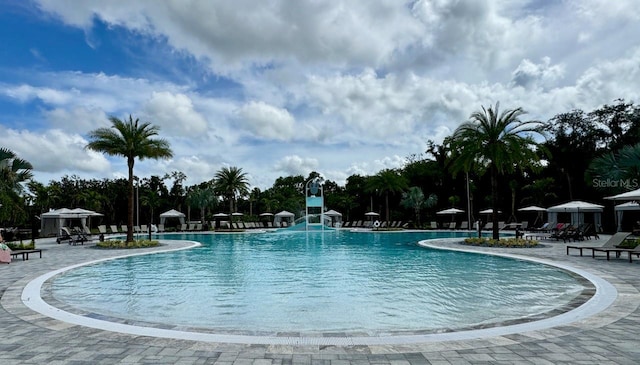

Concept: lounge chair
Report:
left=98, top=225, right=107, bottom=235
left=483, top=222, right=493, bottom=230
left=591, top=236, right=640, bottom=261
left=109, top=225, right=120, bottom=234
left=157, top=224, right=165, bottom=232
left=430, top=221, right=438, bottom=229
left=56, top=227, right=75, bottom=245
left=121, top=224, right=128, bottom=233
left=566, top=232, right=631, bottom=257
left=448, top=222, right=456, bottom=230
left=459, top=221, right=468, bottom=230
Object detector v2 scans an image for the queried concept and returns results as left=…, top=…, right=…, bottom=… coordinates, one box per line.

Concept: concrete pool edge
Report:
left=20, top=236, right=617, bottom=346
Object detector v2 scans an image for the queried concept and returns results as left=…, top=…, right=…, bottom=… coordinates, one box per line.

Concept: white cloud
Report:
left=143, top=91, right=209, bottom=137
left=235, top=101, right=295, bottom=141
left=274, top=155, right=319, bottom=176
left=0, top=127, right=110, bottom=174
left=3, top=84, right=75, bottom=105
left=45, top=107, right=109, bottom=134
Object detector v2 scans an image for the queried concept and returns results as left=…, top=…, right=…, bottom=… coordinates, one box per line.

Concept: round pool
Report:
left=49, top=231, right=589, bottom=335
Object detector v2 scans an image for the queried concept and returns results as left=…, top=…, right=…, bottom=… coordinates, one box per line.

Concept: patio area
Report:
left=1, top=234, right=639, bottom=364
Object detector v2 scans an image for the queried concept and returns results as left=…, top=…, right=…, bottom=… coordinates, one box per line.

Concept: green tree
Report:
left=0, top=148, right=34, bottom=224
left=86, top=115, right=173, bottom=242
left=186, top=186, right=216, bottom=224
left=589, top=143, right=640, bottom=192
left=401, top=186, right=436, bottom=226
left=366, top=169, right=408, bottom=222
left=214, top=166, right=249, bottom=214
left=449, top=103, right=545, bottom=239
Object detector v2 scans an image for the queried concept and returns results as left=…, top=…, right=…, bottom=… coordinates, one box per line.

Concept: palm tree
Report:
left=186, top=186, right=216, bottom=225
left=0, top=148, right=34, bottom=224
left=0, top=148, right=33, bottom=195
left=366, top=169, right=408, bottom=222
left=589, top=143, right=640, bottom=192
left=214, top=166, right=249, bottom=214
left=401, top=186, right=437, bottom=227
left=449, top=103, right=545, bottom=239
left=86, top=115, right=173, bottom=242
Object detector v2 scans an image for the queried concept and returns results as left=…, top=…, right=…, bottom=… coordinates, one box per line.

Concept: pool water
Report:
left=50, top=231, right=587, bottom=335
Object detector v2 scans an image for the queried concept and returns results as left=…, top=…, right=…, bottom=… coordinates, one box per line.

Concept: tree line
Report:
left=1, top=99, right=639, bottom=241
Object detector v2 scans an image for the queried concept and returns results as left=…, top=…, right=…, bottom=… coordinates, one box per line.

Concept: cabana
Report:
left=547, top=201, right=603, bottom=228
left=614, top=202, right=640, bottom=232
left=274, top=210, right=295, bottom=227
left=40, top=208, right=103, bottom=237
left=324, top=209, right=343, bottom=227
left=159, top=209, right=186, bottom=226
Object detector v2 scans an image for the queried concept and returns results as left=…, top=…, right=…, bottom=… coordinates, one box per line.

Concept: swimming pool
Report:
left=49, top=231, right=588, bottom=335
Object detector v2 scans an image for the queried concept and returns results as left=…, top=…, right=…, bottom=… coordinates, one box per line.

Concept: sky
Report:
left=1, top=1, right=639, bottom=190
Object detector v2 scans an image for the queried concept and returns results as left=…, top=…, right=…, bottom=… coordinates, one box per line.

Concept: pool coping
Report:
left=18, top=235, right=618, bottom=346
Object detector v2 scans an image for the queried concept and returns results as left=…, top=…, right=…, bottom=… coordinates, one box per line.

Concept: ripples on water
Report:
left=50, top=231, right=586, bottom=334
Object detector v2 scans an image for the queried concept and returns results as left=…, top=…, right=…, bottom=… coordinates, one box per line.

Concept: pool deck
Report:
left=1, top=233, right=639, bottom=364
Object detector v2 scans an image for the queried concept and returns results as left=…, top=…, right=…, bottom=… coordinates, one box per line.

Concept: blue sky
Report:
left=1, top=1, right=640, bottom=189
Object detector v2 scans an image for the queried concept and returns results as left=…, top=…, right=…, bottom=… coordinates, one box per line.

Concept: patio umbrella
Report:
left=479, top=208, right=501, bottom=215
left=518, top=206, right=546, bottom=227
left=436, top=208, right=465, bottom=215
left=213, top=213, right=229, bottom=218
left=365, top=211, right=380, bottom=221
left=259, top=212, right=274, bottom=217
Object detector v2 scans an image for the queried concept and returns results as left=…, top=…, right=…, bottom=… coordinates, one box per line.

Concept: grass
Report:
left=463, top=237, right=539, bottom=248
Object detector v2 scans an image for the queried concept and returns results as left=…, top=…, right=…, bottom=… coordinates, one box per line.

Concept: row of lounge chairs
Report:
left=567, top=232, right=640, bottom=263
left=342, top=221, right=406, bottom=229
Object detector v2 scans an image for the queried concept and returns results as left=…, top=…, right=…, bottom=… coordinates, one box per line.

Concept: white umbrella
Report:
left=213, top=213, right=229, bottom=218
left=479, top=208, right=501, bottom=214
left=324, top=209, right=342, bottom=217
left=517, top=205, right=546, bottom=212
left=436, top=208, right=465, bottom=215
left=259, top=212, right=274, bottom=216
left=231, top=212, right=244, bottom=216
left=365, top=211, right=379, bottom=216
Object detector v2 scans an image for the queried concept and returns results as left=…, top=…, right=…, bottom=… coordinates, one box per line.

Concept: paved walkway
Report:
left=1, top=234, right=639, bottom=364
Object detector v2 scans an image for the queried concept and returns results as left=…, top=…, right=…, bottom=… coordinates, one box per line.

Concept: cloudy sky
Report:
left=1, top=1, right=639, bottom=189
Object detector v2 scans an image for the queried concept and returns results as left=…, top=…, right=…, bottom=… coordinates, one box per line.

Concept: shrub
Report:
left=96, top=239, right=159, bottom=249
left=463, top=237, right=538, bottom=248
left=5, top=241, right=36, bottom=250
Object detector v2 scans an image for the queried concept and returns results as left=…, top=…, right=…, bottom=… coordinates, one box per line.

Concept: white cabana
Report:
left=274, top=210, right=295, bottom=226
left=159, top=209, right=186, bottom=226
left=614, top=202, right=640, bottom=231
left=605, top=187, right=640, bottom=200
left=40, top=208, right=103, bottom=237
left=547, top=201, right=604, bottom=227
left=324, top=209, right=343, bottom=226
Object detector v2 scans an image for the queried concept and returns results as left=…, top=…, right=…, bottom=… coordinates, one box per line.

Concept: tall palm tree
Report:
left=366, top=169, right=408, bottom=222
left=86, top=115, right=173, bottom=242
left=449, top=103, right=545, bottom=239
left=589, top=143, right=640, bottom=192
left=186, top=186, right=216, bottom=224
left=214, top=166, right=249, bottom=214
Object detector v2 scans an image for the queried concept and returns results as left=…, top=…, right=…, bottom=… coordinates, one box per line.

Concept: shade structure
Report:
left=436, top=208, right=465, bottom=215
left=40, top=208, right=103, bottom=237
left=547, top=200, right=603, bottom=227
left=479, top=208, right=501, bottom=214
left=212, top=212, right=229, bottom=218
left=274, top=210, right=295, bottom=226
left=614, top=202, right=640, bottom=231
left=259, top=212, right=274, bottom=217
left=159, top=209, right=186, bottom=226
left=605, top=187, right=640, bottom=200
left=518, top=205, right=546, bottom=227
left=365, top=211, right=380, bottom=216
left=517, top=205, right=546, bottom=212
left=324, top=209, right=342, bottom=217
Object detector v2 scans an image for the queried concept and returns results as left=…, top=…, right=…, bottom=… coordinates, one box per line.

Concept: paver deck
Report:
left=1, top=233, right=639, bottom=364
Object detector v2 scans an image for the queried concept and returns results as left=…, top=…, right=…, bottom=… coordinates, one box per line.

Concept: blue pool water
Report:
left=50, top=231, right=586, bottom=335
